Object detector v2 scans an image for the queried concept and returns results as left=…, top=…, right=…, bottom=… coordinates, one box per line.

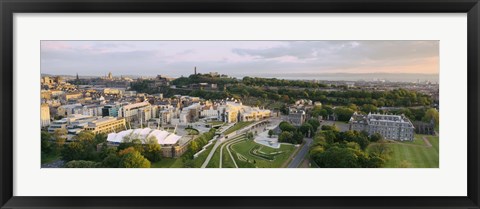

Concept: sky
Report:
left=41, top=40, right=439, bottom=78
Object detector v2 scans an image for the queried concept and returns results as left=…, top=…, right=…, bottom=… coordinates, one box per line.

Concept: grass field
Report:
left=150, top=157, right=184, bottom=168
left=230, top=139, right=295, bottom=168
left=41, top=152, right=61, bottom=164
left=208, top=121, right=225, bottom=126
left=223, top=121, right=254, bottom=135
left=378, top=134, right=439, bottom=168
left=206, top=135, right=244, bottom=168
left=192, top=142, right=215, bottom=168
left=206, top=145, right=221, bottom=168
left=185, top=128, right=200, bottom=135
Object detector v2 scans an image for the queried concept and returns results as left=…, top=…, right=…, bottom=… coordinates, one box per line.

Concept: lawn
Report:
left=223, top=121, right=254, bottom=135
left=192, top=142, right=216, bottom=168
left=185, top=128, right=199, bottom=135
left=206, top=146, right=221, bottom=168
left=230, top=139, right=295, bottom=168
left=151, top=157, right=184, bottom=168
left=206, top=135, right=245, bottom=168
left=41, top=152, right=61, bottom=164
left=380, top=134, right=439, bottom=168
left=208, top=121, right=225, bottom=126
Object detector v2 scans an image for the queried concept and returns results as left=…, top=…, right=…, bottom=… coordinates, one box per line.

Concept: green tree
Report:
left=268, top=130, right=274, bottom=138
left=102, top=153, right=121, bottom=168
left=143, top=137, right=162, bottom=162
left=279, top=121, right=296, bottom=132
left=61, top=131, right=97, bottom=161
left=368, top=141, right=391, bottom=159
left=41, top=131, right=54, bottom=155
left=278, top=131, right=294, bottom=144
left=334, top=107, right=355, bottom=122
left=299, top=123, right=313, bottom=137
left=64, top=160, right=101, bottom=168
left=423, top=108, right=439, bottom=125
left=118, top=147, right=151, bottom=168
left=370, top=133, right=383, bottom=142
left=312, top=146, right=359, bottom=168
left=361, top=104, right=378, bottom=114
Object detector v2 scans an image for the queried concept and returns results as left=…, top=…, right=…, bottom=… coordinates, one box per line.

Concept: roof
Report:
left=107, top=128, right=182, bottom=145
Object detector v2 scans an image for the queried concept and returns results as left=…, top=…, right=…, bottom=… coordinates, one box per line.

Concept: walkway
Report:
left=201, top=119, right=269, bottom=168
left=422, top=136, right=433, bottom=147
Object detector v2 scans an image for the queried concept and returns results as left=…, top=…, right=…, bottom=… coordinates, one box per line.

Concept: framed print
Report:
left=1, top=0, right=479, bottom=209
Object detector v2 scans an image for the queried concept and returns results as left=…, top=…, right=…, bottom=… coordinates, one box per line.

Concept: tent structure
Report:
left=107, top=128, right=182, bottom=145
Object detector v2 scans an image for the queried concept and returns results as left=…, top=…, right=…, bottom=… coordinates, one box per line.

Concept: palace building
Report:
left=349, top=112, right=415, bottom=141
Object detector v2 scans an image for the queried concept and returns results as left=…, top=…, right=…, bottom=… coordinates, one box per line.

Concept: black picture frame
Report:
left=1, top=0, right=479, bottom=208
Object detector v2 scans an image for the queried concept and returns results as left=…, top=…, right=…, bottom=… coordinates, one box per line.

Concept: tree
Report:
left=118, top=147, right=151, bottom=168
left=361, top=104, right=378, bottom=114
left=102, top=153, right=121, bottom=168
left=268, top=130, right=274, bottom=138
left=61, top=141, right=94, bottom=161
left=293, top=131, right=304, bottom=144
left=354, top=134, right=370, bottom=150
left=334, top=107, right=355, bottom=122
left=73, top=131, right=94, bottom=142
left=309, top=146, right=325, bottom=156
left=299, top=123, right=313, bottom=137
left=246, top=132, right=254, bottom=140
left=94, top=133, right=107, bottom=145
left=64, top=160, right=101, bottom=168
left=312, top=146, right=359, bottom=168
left=143, top=137, right=162, bottom=162
left=280, top=104, right=289, bottom=115
left=368, top=141, right=391, bottom=159
left=321, top=125, right=338, bottom=132
left=278, top=131, right=294, bottom=144
left=370, top=133, right=383, bottom=142
left=41, top=131, right=54, bottom=156
left=53, top=129, right=67, bottom=140
left=422, top=108, right=439, bottom=125
left=307, top=119, right=320, bottom=131
left=279, top=121, right=296, bottom=132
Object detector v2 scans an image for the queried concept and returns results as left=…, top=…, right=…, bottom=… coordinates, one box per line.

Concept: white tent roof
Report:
left=107, top=128, right=181, bottom=145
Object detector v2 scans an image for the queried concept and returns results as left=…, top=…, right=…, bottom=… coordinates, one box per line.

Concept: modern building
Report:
left=84, top=117, right=126, bottom=135
left=119, top=101, right=152, bottom=124
left=177, top=103, right=201, bottom=125
left=57, top=103, right=82, bottom=117
left=102, top=104, right=120, bottom=117
left=219, top=101, right=271, bottom=123
left=349, top=112, right=415, bottom=141
left=106, top=128, right=188, bottom=158
left=40, top=103, right=51, bottom=127
left=159, top=109, right=173, bottom=125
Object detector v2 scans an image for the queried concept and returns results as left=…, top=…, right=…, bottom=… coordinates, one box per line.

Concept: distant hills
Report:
left=41, top=72, right=439, bottom=83
left=236, top=73, right=439, bottom=83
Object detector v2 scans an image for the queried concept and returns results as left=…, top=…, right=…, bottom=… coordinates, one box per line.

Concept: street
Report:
left=287, top=137, right=313, bottom=168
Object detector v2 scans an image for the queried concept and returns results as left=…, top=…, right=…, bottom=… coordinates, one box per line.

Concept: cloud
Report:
left=41, top=40, right=439, bottom=77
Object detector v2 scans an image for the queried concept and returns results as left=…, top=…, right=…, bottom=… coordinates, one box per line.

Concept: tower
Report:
left=76, top=73, right=79, bottom=80
left=194, top=66, right=197, bottom=75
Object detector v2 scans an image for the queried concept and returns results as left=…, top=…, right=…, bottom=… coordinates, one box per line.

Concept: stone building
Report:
left=349, top=112, right=415, bottom=141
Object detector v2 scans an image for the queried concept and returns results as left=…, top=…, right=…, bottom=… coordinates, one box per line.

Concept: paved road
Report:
left=201, top=139, right=222, bottom=168
left=287, top=137, right=313, bottom=168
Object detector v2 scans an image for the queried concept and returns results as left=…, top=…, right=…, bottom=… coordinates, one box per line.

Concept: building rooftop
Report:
left=107, top=128, right=182, bottom=146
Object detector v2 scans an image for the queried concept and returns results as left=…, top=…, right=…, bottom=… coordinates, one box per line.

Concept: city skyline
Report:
left=41, top=41, right=439, bottom=79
